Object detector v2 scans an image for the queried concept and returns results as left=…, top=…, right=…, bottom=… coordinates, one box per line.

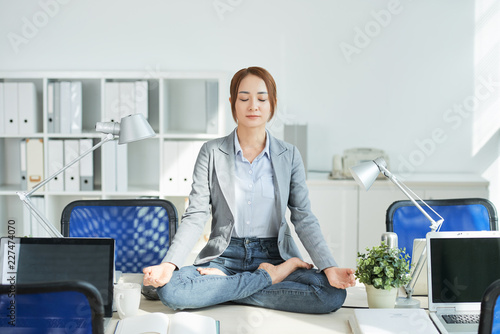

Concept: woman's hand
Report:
left=143, top=262, right=176, bottom=288
left=323, top=267, right=356, bottom=289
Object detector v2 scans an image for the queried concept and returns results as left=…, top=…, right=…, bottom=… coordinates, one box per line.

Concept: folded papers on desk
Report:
left=348, top=309, right=438, bottom=334
left=114, top=312, right=220, bottom=334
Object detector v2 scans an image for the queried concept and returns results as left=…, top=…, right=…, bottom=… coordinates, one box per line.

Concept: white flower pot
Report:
left=364, top=284, right=398, bottom=308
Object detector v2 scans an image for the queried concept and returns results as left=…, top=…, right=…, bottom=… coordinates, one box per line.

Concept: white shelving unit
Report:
left=0, top=71, right=226, bottom=236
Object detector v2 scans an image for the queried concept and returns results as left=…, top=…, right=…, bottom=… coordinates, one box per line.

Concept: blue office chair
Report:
left=0, top=280, right=104, bottom=334
left=61, top=199, right=178, bottom=274
left=386, top=198, right=498, bottom=261
left=479, top=279, right=500, bottom=334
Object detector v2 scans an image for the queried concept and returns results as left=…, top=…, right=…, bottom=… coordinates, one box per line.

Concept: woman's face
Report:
left=233, top=74, right=271, bottom=130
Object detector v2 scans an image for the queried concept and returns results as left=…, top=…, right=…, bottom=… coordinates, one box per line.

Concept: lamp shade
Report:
left=349, top=160, right=381, bottom=191
left=118, top=114, right=155, bottom=144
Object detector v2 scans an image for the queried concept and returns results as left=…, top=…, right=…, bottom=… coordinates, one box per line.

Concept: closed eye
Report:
left=240, top=99, right=249, bottom=102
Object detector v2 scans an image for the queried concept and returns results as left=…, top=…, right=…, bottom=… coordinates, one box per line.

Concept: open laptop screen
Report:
left=429, top=235, right=500, bottom=304
left=1, top=237, right=114, bottom=317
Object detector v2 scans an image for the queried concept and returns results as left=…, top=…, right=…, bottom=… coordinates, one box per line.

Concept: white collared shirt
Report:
left=232, top=130, right=279, bottom=238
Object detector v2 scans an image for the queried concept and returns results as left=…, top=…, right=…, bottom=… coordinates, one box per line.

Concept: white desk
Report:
left=107, top=274, right=429, bottom=334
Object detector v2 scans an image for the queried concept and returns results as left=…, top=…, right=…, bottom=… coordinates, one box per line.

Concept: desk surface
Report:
left=107, top=274, right=428, bottom=334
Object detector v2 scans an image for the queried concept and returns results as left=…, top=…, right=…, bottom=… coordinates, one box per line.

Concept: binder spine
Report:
left=20, top=139, right=27, bottom=190
left=0, top=82, right=4, bottom=134
left=70, top=81, right=82, bottom=134
left=18, top=82, right=38, bottom=134
left=47, top=82, right=55, bottom=133
left=4, top=82, right=19, bottom=134
left=79, top=139, right=94, bottom=191
left=59, top=81, right=71, bottom=134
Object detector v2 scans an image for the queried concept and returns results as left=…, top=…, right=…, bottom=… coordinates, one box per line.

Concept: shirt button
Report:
left=247, top=201, right=251, bottom=205
left=246, top=221, right=250, bottom=225
left=248, top=170, right=253, bottom=174
left=249, top=184, right=253, bottom=188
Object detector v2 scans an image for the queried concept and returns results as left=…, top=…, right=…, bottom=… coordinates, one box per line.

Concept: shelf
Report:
left=0, top=71, right=226, bottom=236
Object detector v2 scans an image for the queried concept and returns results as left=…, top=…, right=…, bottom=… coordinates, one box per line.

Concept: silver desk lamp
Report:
left=350, top=157, right=444, bottom=308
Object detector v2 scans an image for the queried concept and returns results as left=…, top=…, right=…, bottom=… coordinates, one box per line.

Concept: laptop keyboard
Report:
left=442, top=314, right=480, bottom=324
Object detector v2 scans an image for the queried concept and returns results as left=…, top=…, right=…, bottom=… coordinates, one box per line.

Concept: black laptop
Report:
left=0, top=237, right=115, bottom=319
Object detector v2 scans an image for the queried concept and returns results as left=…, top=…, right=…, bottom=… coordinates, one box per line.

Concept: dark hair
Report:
left=229, top=67, right=277, bottom=123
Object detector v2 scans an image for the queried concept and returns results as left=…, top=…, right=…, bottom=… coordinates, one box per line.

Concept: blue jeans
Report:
left=157, top=237, right=346, bottom=314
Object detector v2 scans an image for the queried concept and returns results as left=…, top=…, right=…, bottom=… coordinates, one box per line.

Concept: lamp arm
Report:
left=16, top=133, right=115, bottom=238
left=403, top=244, right=427, bottom=297
left=377, top=164, right=444, bottom=301
left=19, top=195, right=63, bottom=237
left=378, top=165, right=444, bottom=230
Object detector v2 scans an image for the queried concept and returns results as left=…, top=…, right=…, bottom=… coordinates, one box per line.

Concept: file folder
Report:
left=26, top=138, right=44, bottom=191
left=135, top=81, right=149, bottom=119
left=18, top=82, right=38, bottom=134
left=116, top=142, right=128, bottom=192
left=29, top=196, right=48, bottom=237
left=70, top=81, right=82, bottom=134
left=119, top=82, right=135, bottom=119
left=102, top=140, right=117, bottom=192
left=79, top=139, right=94, bottom=191
left=104, top=82, right=121, bottom=122
left=47, top=82, right=55, bottom=133
left=53, top=82, right=61, bottom=133
left=19, top=139, right=27, bottom=190
left=0, top=83, right=4, bottom=134
left=47, top=140, right=64, bottom=191
left=4, top=82, right=19, bottom=134
left=59, top=81, right=71, bottom=133
left=163, top=140, right=179, bottom=194
left=22, top=196, right=32, bottom=236
left=64, top=139, right=80, bottom=191
left=178, top=141, right=204, bottom=195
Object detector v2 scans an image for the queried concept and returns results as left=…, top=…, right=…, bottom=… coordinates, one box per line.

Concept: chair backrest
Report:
left=61, top=199, right=178, bottom=273
left=0, top=280, right=104, bottom=334
left=386, top=198, right=498, bottom=260
left=479, top=279, right=500, bottom=334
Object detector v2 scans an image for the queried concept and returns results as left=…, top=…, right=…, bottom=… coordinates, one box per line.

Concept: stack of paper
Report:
left=348, top=309, right=439, bottom=334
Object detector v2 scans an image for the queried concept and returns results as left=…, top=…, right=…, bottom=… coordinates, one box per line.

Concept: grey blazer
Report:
left=163, top=129, right=338, bottom=271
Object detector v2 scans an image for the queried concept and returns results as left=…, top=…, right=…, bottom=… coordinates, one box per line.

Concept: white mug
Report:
left=114, top=282, right=141, bottom=319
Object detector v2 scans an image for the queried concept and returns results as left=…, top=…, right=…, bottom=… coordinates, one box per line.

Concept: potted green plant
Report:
left=355, top=242, right=411, bottom=308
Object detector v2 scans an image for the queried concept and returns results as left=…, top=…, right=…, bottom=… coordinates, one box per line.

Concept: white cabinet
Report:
left=305, top=173, right=489, bottom=269
left=0, top=71, right=226, bottom=237
left=307, top=180, right=358, bottom=269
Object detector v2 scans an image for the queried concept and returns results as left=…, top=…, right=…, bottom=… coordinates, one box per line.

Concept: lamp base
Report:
left=395, top=296, right=421, bottom=308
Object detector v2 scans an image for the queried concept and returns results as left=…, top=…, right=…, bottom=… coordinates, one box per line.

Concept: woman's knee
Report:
left=157, top=283, right=186, bottom=310
left=320, top=287, right=347, bottom=313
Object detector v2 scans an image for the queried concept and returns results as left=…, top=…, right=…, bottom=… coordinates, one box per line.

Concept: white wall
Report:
left=1, top=0, right=499, bottom=204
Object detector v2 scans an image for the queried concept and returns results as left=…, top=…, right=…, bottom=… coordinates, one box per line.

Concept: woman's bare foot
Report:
left=258, top=258, right=313, bottom=284
left=197, top=267, right=227, bottom=276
